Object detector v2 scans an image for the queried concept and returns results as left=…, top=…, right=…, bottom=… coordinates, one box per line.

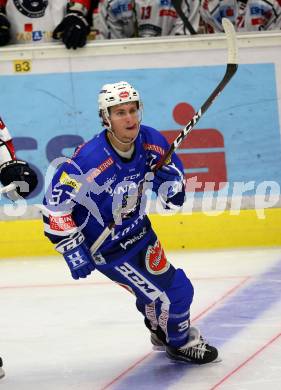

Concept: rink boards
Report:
left=0, top=32, right=281, bottom=257
left=0, top=208, right=280, bottom=257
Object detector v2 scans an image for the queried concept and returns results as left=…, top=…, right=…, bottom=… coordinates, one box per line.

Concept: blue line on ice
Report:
left=112, top=258, right=281, bottom=390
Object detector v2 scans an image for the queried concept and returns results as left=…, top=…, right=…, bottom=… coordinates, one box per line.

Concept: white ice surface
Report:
left=0, top=247, right=281, bottom=390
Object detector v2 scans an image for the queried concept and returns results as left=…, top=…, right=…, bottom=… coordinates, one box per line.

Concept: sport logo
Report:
left=86, top=157, right=114, bottom=183
left=145, top=240, right=170, bottom=275
left=14, top=0, right=48, bottom=18
left=115, top=262, right=161, bottom=300
left=59, top=171, right=82, bottom=191
left=120, top=227, right=147, bottom=250
left=119, top=91, right=129, bottom=99
left=49, top=214, right=76, bottom=231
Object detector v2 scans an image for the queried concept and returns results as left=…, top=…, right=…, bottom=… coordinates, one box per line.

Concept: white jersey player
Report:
left=0, top=0, right=91, bottom=48
left=0, top=117, right=37, bottom=198
left=200, top=0, right=281, bottom=32
left=0, top=117, right=16, bottom=164
left=0, top=118, right=38, bottom=378
left=94, top=0, right=201, bottom=38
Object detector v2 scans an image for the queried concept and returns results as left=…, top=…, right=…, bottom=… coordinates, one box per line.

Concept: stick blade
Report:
left=222, top=18, right=238, bottom=65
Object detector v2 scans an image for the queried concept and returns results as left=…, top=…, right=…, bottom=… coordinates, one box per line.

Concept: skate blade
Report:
left=167, top=352, right=222, bottom=365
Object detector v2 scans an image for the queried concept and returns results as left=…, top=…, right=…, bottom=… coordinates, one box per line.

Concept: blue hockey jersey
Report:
left=43, top=124, right=185, bottom=264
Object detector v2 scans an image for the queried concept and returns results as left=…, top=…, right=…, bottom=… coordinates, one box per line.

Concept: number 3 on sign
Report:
left=13, top=60, right=31, bottom=73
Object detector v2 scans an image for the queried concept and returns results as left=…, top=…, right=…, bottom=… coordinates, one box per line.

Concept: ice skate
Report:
left=150, top=329, right=166, bottom=351
left=166, top=327, right=220, bottom=364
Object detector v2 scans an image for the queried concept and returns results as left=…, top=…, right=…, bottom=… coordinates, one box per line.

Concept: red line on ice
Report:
left=209, top=331, right=281, bottom=390
left=99, top=277, right=250, bottom=390
left=0, top=275, right=250, bottom=290
left=99, top=352, right=153, bottom=390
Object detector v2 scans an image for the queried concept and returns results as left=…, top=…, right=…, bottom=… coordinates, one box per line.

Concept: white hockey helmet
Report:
left=98, top=81, right=142, bottom=129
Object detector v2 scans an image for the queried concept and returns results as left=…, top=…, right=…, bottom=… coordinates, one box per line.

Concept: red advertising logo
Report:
left=145, top=240, right=170, bottom=275
left=119, top=91, right=129, bottom=99
left=161, top=102, right=227, bottom=192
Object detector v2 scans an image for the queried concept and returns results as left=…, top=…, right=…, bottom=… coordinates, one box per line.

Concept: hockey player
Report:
left=0, top=0, right=91, bottom=48
left=200, top=0, right=281, bottom=32
left=0, top=118, right=38, bottom=379
left=0, top=117, right=38, bottom=198
left=43, top=81, right=219, bottom=364
left=93, top=0, right=201, bottom=38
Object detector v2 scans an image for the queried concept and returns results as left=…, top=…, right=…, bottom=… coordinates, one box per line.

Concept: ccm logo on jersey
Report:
left=145, top=240, right=170, bottom=275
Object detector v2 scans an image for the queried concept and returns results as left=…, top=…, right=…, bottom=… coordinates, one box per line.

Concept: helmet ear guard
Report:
left=99, top=110, right=110, bottom=128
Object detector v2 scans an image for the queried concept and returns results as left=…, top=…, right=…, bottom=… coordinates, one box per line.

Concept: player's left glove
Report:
left=55, top=232, right=95, bottom=280
left=0, top=160, right=38, bottom=198
left=53, top=7, right=90, bottom=49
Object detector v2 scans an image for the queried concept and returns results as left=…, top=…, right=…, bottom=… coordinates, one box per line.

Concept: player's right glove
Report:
left=152, top=162, right=184, bottom=198
left=146, top=162, right=185, bottom=209
left=55, top=231, right=95, bottom=280
left=0, top=10, right=10, bottom=46
left=53, top=5, right=90, bottom=49
left=0, top=160, right=38, bottom=198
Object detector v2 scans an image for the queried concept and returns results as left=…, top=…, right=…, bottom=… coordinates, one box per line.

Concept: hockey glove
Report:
left=148, top=162, right=185, bottom=209
left=152, top=163, right=184, bottom=198
left=53, top=11, right=90, bottom=49
left=55, top=232, right=95, bottom=280
left=0, top=160, right=38, bottom=198
left=0, top=11, right=10, bottom=46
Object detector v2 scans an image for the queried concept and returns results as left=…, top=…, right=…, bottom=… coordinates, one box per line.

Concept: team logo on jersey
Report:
left=13, top=0, right=48, bottom=18
left=145, top=240, right=170, bottom=275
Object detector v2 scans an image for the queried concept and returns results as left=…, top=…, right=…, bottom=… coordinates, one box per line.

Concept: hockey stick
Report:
left=90, top=18, right=238, bottom=255
left=171, top=0, right=197, bottom=35
left=0, top=182, right=17, bottom=195
left=155, top=18, right=238, bottom=169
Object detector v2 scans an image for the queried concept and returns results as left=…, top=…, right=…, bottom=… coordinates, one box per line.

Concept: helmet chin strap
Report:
left=107, top=127, right=139, bottom=145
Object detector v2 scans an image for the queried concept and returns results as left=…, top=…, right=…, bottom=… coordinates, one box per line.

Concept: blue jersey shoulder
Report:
left=140, top=124, right=170, bottom=150
left=72, top=132, right=109, bottom=167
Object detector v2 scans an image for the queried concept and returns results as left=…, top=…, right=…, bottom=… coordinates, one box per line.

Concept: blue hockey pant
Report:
left=95, top=238, right=194, bottom=348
